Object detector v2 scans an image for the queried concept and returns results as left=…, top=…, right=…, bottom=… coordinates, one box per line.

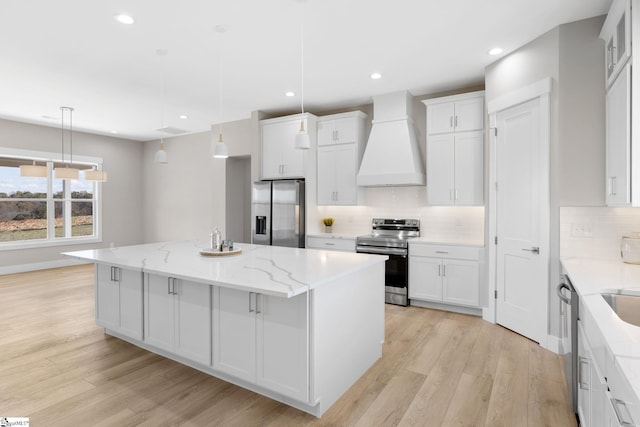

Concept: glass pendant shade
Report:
left=85, top=169, right=108, bottom=182
left=213, top=134, right=229, bottom=159
left=155, top=141, right=168, bottom=164
left=20, top=161, right=47, bottom=177
left=294, top=120, right=310, bottom=149
left=55, top=166, right=80, bottom=180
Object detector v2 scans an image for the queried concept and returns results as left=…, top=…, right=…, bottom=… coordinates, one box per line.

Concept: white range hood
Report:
left=357, top=91, right=425, bottom=186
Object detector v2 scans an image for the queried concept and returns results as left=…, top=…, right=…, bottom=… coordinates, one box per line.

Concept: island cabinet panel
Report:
left=95, top=264, right=143, bottom=340
left=212, top=286, right=309, bottom=403
left=144, top=273, right=211, bottom=366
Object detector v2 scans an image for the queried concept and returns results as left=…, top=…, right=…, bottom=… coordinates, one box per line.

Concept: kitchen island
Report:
left=64, top=241, right=386, bottom=417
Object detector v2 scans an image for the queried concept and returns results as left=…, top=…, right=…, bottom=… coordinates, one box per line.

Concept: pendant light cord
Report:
left=69, top=108, right=73, bottom=165
left=60, top=107, right=65, bottom=164
left=219, top=30, right=223, bottom=141
left=300, top=11, right=305, bottom=116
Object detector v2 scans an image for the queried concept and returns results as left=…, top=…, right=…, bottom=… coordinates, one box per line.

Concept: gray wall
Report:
left=485, top=16, right=605, bottom=338
left=0, top=118, right=144, bottom=270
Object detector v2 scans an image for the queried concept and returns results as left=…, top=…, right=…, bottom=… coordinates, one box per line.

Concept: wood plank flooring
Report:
left=0, top=264, right=577, bottom=426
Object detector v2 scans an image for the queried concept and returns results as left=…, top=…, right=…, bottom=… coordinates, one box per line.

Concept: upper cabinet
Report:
left=261, top=113, right=317, bottom=180
left=600, top=0, right=631, bottom=89
left=316, top=111, right=367, bottom=205
left=426, top=95, right=484, bottom=135
left=423, top=91, right=485, bottom=206
left=601, top=0, right=636, bottom=206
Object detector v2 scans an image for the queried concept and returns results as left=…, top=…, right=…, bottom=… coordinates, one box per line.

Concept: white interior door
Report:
left=495, top=97, right=548, bottom=344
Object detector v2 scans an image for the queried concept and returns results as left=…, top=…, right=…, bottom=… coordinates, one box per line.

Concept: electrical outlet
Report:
left=571, top=223, right=593, bottom=238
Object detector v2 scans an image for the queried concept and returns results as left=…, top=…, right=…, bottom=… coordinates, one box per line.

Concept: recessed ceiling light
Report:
left=370, top=72, right=382, bottom=80
left=488, top=47, right=503, bottom=56
left=179, top=115, right=188, bottom=119
left=285, top=91, right=295, bottom=97
left=114, top=14, right=135, bottom=25
left=110, top=130, right=118, bottom=134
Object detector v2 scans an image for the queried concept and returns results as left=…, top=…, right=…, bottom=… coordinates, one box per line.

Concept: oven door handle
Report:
left=357, top=246, right=407, bottom=257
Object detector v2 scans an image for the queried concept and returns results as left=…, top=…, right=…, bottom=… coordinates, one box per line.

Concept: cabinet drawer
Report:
left=606, top=359, right=640, bottom=425
left=409, top=244, right=482, bottom=260
left=307, top=236, right=355, bottom=252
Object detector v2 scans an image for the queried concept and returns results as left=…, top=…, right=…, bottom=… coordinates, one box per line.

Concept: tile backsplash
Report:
left=560, top=207, right=640, bottom=260
left=313, top=186, right=485, bottom=242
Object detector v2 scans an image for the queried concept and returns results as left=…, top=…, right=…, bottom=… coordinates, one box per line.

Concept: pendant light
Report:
left=294, top=1, right=310, bottom=150
left=212, top=25, right=229, bottom=159
left=84, top=167, right=108, bottom=182
left=55, top=106, right=80, bottom=180
left=155, top=49, right=169, bottom=164
left=19, top=160, right=47, bottom=178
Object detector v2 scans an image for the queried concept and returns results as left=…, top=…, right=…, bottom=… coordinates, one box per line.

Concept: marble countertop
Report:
left=64, top=240, right=386, bottom=298
left=561, top=257, right=640, bottom=403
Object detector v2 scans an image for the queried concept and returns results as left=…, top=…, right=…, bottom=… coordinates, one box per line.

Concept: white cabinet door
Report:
left=317, top=120, right=335, bottom=147
left=601, top=0, right=631, bottom=88
left=605, top=63, right=631, bottom=206
left=261, top=122, right=283, bottom=179
left=334, top=144, right=357, bottom=204
left=317, top=148, right=336, bottom=205
left=212, top=286, right=256, bottom=383
left=119, top=268, right=143, bottom=340
left=427, top=134, right=455, bottom=205
left=145, top=274, right=176, bottom=352
left=442, top=260, right=480, bottom=307
left=317, top=144, right=358, bottom=205
left=408, top=256, right=442, bottom=301
left=257, top=293, right=309, bottom=402
left=282, top=119, right=305, bottom=178
left=454, top=131, right=484, bottom=205
left=96, top=264, right=119, bottom=330
left=335, top=117, right=357, bottom=144
left=175, top=280, right=211, bottom=365
left=427, top=102, right=455, bottom=135
left=453, top=97, right=484, bottom=132
left=96, top=264, right=142, bottom=340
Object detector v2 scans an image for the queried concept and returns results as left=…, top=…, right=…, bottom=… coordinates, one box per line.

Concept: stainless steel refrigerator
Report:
left=252, top=179, right=305, bottom=248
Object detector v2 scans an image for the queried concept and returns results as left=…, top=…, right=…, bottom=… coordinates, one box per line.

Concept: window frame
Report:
left=0, top=147, right=103, bottom=251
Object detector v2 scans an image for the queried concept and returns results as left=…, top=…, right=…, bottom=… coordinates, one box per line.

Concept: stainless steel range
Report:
left=356, top=218, right=420, bottom=306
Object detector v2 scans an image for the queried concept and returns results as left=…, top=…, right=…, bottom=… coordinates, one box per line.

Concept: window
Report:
left=0, top=148, right=103, bottom=249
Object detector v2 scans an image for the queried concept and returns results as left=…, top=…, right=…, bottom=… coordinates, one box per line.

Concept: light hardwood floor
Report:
left=0, top=264, right=577, bottom=426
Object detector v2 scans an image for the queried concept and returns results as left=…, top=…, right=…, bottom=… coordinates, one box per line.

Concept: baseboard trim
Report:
left=410, top=299, right=482, bottom=317
left=0, top=258, right=88, bottom=275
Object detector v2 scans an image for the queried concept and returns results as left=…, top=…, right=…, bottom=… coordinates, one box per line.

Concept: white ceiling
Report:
left=0, top=0, right=610, bottom=141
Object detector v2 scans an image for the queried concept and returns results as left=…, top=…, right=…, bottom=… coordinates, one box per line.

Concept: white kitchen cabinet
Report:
left=316, top=111, right=366, bottom=205
left=409, top=243, right=483, bottom=308
left=423, top=92, right=484, bottom=206
left=144, top=273, right=211, bottom=365
left=95, top=264, right=143, bottom=340
left=605, top=63, right=631, bottom=206
left=307, top=235, right=355, bottom=252
left=578, top=321, right=607, bottom=427
left=600, top=0, right=631, bottom=88
left=261, top=113, right=317, bottom=179
left=212, top=286, right=309, bottom=403
left=425, top=94, right=484, bottom=135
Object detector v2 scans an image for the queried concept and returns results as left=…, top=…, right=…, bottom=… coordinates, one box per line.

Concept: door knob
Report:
left=522, top=247, right=540, bottom=255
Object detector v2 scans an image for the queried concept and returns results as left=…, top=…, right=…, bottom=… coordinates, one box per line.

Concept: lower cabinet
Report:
left=409, top=243, right=483, bottom=308
left=578, top=321, right=607, bottom=427
left=95, top=263, right=143, bottom=340
left=212, top=286, right=309, bottom=402
left=144, top=273, right=211, bottom=365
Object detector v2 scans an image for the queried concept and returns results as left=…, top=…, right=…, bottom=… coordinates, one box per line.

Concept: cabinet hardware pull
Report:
left=578, top=357, right=589, bottom=390
left=611, top=176, right=617, bottom=196
left=450, top=116, right=453, bottom=128
left=438, top=264, right=441, bottom=277
left=249, top=292, right=255, bottom=313
left=325, top=242, right=335, bottom=246
left=522, top=247, right=540, bottom=255
left=110, top=266, right=114, bottom=282
left=256, top=295, right=262, bottom=314
left=454, top=189, right=458, bottom=201
left=455, top=116, right=458, bottom=127
left=611, top=397, right=635, bottom=426
left=167, top=277, right=172, bottom=295
left=442, top=265, right=446, bottom=277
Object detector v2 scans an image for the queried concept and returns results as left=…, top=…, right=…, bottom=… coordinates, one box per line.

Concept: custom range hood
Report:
left=357, top=91, right=425, bottom=186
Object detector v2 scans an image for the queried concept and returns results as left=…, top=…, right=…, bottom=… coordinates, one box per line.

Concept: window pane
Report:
left=0, top=200, right=48, bottom=242
left=72, top=201, right=93, bottom=237
left=71, top=178, right=93, bottom=196
left=54, top=201, right=65, bottom=237
left=0, top=164, right=47, bottom=198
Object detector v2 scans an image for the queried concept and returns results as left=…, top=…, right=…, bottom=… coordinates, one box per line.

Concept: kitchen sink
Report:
left=601, top=291, right=640, bottom=327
